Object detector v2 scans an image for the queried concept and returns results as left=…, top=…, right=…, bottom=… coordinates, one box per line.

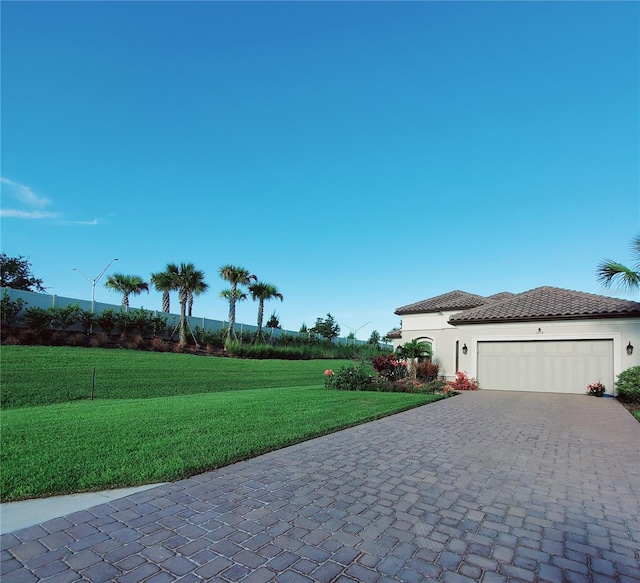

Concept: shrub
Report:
left=65, top=332, right=88, bottom=347
left=78, top=309, right=96, bottom=334
left=126, top=335, right=149, bottom=351
left=447, top=371, right=478, bottom=391
left=116, top=311, right=138, bottom=338
left=372, top=354, right=408, bottom=381
left=616, top=366, right=640, bottom=404
left=198, top=327, right=226, bottom=348
left=421, top=379, right=448, bottom=394
left=50, top=304, right=82, bottom=333
left=324, top=369, right=335, bottom=389
left=150, top=337, right=171, bottom=352
left=416, top=361, right=440, bottom=382
left=150, top=315, right=168, bottom=338
left=90, top=333, right=110, bottom=348
left=23, top=307, right=53, bottom=341
left=328, top=364, right=372, bottom=391
left=1, top=291, right=26, bottom=333
left=96, top=309, right=118, bottom=336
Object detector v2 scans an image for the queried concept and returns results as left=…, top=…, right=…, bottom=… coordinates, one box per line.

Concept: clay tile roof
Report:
left=395, top=290, right=489, bottom=315
left=386, top=328, right=402, bottom=339
left=449, top=286, right=640, bottom=324
left=487, top=292, right=515, bottom=302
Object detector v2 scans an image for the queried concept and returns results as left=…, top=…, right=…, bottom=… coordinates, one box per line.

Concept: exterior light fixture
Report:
left=627, top=342, right=634, bottom=356
left=462, top=344, right=468, bottom=355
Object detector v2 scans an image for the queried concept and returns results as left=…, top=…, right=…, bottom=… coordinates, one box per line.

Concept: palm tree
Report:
left=219, top=264, right=256, bottom=338
left=166, top=263, right=208, bottom=346
left=187, top=278, right=208, bottom=317
left=105, top=273, right=149, bottom=308
left=150, top=269, right=176, bottom=313
left=220, top=288, right=247, bottom=337
left=597, top=234, right=640, bottom=293
left=248, top=282, right=283, bottom=342
left=396, top=339, right=433, bottom=379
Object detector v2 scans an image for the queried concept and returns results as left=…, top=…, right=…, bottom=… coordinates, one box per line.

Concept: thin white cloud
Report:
left=0, top=176, right=97, bottom=224
left=64, top=218, right=100, bottom=226
left=1, top=177, right=51, bottom=208
left=0, top=208, right=60, bottom=219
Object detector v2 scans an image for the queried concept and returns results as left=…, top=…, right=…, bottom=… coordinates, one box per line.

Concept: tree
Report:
left=396, top=339, right=433, bottom=379
left=310, top=313, right=340, bottom=343
left=0, top=253, right=45, bottom=292
left=597, top=234, right=640, bottom=293
left=187, top=279, right=208, bottom=317
left=219, top=264, right=256, bottom=338
left=166, top=262, right=208, bottom=346
left=266, top=312, right=282, bottom=329
left=249, top=282, right=283, bottom=341
left=1, top=290, right=26, bottom=333
left=105, top=274, right=149, bottom=307
left=368, top=330, right=381, bottom=347
left=150, top=269, right=176, bottom=313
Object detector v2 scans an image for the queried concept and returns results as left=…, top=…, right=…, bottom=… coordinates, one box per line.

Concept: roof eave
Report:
left=396, top=305, right=483, bottom=316
left=449, top=312, right=640, bottom=325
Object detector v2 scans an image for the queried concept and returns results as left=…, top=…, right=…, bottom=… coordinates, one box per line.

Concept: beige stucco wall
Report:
left=396, top=314, right=640, bottom=387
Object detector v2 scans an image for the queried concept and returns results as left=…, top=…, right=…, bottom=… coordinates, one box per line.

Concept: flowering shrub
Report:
left=416, top=361, right=440, bottom=382
left=326, top=364, right=372, bottom=391
left=371, top=354, right=408, bottom=381
left=324, top=369, right=335, bottom=389
left=446, top=371, right=478, bottom=391
left=586, top=382, right=605, bottom=397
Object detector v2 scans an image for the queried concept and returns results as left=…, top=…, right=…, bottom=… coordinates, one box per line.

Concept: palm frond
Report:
left=596, top=260, right=640, bottom=291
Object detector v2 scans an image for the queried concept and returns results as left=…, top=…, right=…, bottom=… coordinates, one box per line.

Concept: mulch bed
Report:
left=618, top=399, right=640, bottom=417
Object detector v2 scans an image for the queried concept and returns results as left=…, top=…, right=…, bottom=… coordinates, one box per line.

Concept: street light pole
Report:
left=73, top=258, right=119, bottom=313
left=340, top=321, right=372, bottom=345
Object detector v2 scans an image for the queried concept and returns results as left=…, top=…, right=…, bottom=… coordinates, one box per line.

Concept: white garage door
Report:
left=477, top=340, right=614, bottom=394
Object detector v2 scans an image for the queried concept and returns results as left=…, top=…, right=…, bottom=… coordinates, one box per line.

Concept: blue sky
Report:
left=2, top=1, right=638, bottom=338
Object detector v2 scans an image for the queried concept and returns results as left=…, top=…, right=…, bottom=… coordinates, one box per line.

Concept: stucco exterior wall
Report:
left=396, top=315, right=640, bottom=386
left=456, top=318, right=640, bottom=384
left=394, top=310, right=462, bottom=352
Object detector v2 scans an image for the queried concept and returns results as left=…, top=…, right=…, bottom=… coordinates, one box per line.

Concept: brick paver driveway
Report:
left=2, top=391, right=639, bottom=582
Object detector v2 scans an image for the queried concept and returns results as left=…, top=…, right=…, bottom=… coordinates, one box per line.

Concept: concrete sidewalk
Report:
left=2, top=391, right=639, bottom=582
left=0, top=484, right=164, bottom=536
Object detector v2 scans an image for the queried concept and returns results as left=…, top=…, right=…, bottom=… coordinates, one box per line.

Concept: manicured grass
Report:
left=1, top=346, right=357, bottom=409
left=1, top=387, right=444, bottom=501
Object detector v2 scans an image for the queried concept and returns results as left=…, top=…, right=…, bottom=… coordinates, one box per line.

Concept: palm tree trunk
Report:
left=255, top=299, right=265, bottom=343
left=179, top=289, right=188, bottom=346
left=123, top=293, right=129, bottom=308
left=228, top=283, right=237, bottom=338
left=162, top=291, right=170, bottom=313
left=188, top=291, right=193, bottom=317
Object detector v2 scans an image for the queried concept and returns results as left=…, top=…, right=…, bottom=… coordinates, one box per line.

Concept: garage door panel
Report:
left=477, top=340, right=613, bottom=394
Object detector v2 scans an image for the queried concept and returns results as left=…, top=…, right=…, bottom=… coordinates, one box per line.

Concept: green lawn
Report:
left=1, top=346, right=357, bottom=409
left=0, top=346, right=445, bottom=501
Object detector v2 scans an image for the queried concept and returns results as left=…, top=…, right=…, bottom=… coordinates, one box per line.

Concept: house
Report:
left=389, top=287, right=640, bottom=395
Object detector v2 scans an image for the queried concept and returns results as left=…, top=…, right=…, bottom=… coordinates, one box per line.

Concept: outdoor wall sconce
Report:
left=462, top=344, right=468, bottom=355
left=627, top=342, right=634, bottom=355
